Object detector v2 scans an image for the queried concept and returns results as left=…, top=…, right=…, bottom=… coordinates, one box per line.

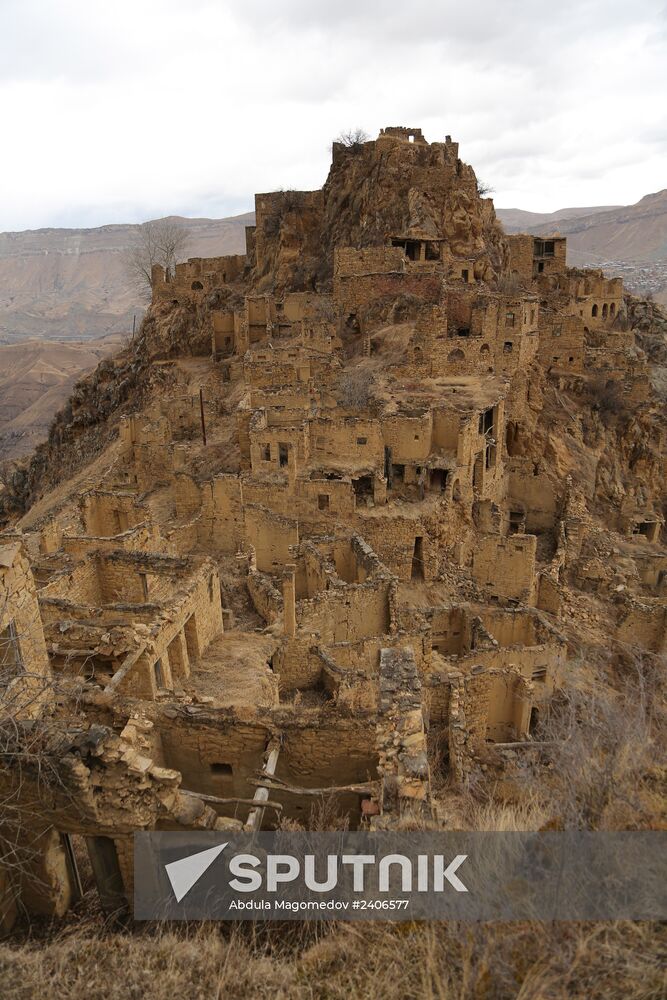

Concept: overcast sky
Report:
left=1, top=0, right=666, bottom=231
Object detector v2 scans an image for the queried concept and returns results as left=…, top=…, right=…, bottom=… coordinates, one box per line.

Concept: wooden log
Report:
left=246, top=740, right=281, bottom=830
left=492, top=740, right=558, bottom=749
left=250, top=775, right=377, bottom=797
left=180, top=788, right=283, bottom=812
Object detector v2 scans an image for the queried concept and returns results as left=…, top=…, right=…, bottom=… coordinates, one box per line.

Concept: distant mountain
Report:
left=496, top=204, right=622, bottom=232
left=497, top=190, right=667, bottom=304
left=497, top=191, right=667, bottom=265
left=0, top=213, right=254, bottom=345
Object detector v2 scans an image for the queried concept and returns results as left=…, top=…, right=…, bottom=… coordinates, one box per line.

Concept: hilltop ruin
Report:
left=1, top=126, right=665, bottom=927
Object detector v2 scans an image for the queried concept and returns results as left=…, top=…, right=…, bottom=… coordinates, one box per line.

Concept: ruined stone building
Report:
left=1, top=126, right=665, bottom=925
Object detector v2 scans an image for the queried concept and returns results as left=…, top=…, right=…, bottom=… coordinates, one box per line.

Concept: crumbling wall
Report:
left=244, top=505, right=298, bottom=574
left=472, top=534, right=538, bottom=604
left=1, top=541, right=52, bottom=713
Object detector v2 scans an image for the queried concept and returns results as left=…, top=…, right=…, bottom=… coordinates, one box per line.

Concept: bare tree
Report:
left=124, top=219, right=190, bottom=297
left=531, top=654, right=665, bottom=829
left=337, top=368, right=376, bottom=411
left=335, top=128, right=370, bottom=150
left=476, top=179, right=494, bottom=196
left=0, top=579, right=87, bottom=916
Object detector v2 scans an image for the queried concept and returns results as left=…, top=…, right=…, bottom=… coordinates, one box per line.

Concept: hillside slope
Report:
left=0, top=337, right=122, bottom=461
left=496, top=204, right=621, bottom=231
left=500, top=190, right=667, bottom=263
left=0, top=213, right=253, bottom=344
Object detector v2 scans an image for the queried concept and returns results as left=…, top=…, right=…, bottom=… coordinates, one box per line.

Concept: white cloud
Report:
left=0, top=0, right=665, bottom=229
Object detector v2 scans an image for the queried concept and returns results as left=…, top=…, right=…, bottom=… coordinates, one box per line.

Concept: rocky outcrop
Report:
left=251, top=133, right=509, bottom=293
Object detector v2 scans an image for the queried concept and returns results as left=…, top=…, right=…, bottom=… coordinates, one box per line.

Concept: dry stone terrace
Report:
left=1, top=126, right=665, bottom=925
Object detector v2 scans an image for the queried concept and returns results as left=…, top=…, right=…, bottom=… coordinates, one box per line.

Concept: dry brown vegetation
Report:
left=1, top=667, right=664, bottom=999
left=0, top=917, right=664, bottom=1000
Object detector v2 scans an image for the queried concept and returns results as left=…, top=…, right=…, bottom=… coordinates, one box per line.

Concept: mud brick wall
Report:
left=198, top=475, right=243, bottom=553
left=81, top=491, right=148, bottom=537
left=39, top=558, right=103, bottom=605
left=152, top=254, right=246, bottom=303
left=327, top=632, right=428, bottom=677
left=158, top=714, right=269, bottom=809
left=296, top=580, right=391, bottom=644
left=131, top=443, right=175, bottom=489
left=244, top=504, right=299, bottom=573
left=382, top=411, right=433, bottom=463
left=1, top=543, right=51, bottom=688
left=247, top=570, right=283, bottom=624
left=275, top=722, right=379, bottom=825
left=171, top=474, right=202, bottom=520
left=334, top=246, right=407, bottom=278
left=165, top=518, right=199, bottom=555
left=62, top=525, right=162, bottom=559
left=538, top=313, right=584, bottom=371
left=212, top=310, right=235, bottom=353
left=249, top=420, right=309, bottom=475
left=454, top=644, right=559, bottom=699
left=508, top=459, right=559, bottom=532
left=472, top=534, right=538, bottom=604
left=297, top=479, right=356, bottom=521
left=335, top=271, right=443, bottom=317
left=355, top=511, right=439, bottom=582
left=537, top=572, right=562, bottom=615
left=310, top=416, right=383, bottom=470
left=616, top=599, right=667, bottom=653
left=242, top=479, right=291, bottom=517
left=427, top=605, right=470, bottom=655
left=98, top=557, right=148, bottom=604
left=507, top=235, right=535, bottom=283
left=274, top=636, right=322, bottom=689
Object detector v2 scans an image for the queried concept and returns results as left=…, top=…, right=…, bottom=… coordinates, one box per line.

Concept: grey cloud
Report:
left=0, top=0, right=665, bottom=228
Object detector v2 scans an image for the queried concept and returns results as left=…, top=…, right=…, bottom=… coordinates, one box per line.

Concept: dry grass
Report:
left=0, top=918, right=664, bottom=1000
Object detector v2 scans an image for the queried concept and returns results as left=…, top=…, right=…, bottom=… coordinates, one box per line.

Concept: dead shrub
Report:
left=336, top=368, right=376, bottom=411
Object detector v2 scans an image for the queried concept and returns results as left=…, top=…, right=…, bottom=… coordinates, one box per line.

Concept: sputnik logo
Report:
left=165, top=842, right=228, bottom=902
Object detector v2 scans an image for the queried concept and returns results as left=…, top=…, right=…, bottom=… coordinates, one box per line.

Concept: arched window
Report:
left=480, top=343, right=490, bottom=354
left=448, top=348, right=465, bottom=362
left=592, top=304, right=598, bottom=317
left=602, top=303, right=608, bottom=319
left=610, top=303, right=616, bottom=317
left=191, top=280, right=204, bottom=290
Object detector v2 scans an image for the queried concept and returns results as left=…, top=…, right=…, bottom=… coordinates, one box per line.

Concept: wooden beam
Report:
left=250, top=775, right=377, bottom=797
left=180, top=788, right=283, bottom=813
left=492, top=740, right=558, bottom=749
left=246, top=740, right=281, bottom=831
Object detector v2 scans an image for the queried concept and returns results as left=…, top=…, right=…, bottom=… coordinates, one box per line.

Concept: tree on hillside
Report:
left=123, top=219, right=190, bottom=297
left=0, top=594, right=77, bottom=899
left=335, top=128, right=370, bottom=150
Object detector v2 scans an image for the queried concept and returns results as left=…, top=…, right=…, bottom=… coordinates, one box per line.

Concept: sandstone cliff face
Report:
left=251, top=135, right=508, bottom=293
left=322, top=138, right=508, bottom=278
left=141, top=287, right=244, bottom=360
